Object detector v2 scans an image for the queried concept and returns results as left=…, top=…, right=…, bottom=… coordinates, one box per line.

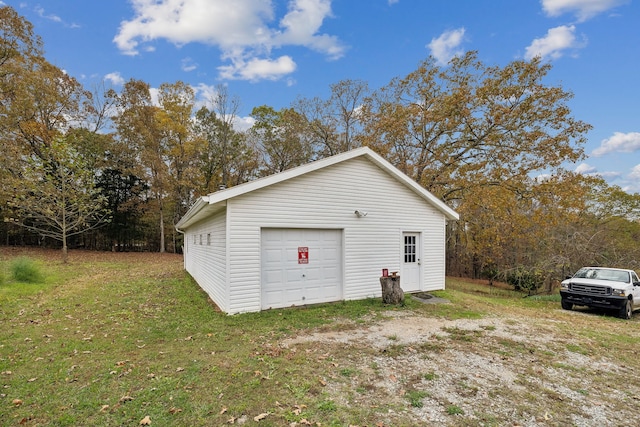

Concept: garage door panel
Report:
left=261, top=229, right=343, bottom=310
left=264, top=270, right=282, bottom=283
left=263, top=289, right=283, bottom=307
left=264, top=248, right=284, bottom=263
left=286, top=268, right=305, bottom=282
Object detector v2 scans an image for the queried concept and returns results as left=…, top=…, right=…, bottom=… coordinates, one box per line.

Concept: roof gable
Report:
left=176, top=147, right=459, bottom=229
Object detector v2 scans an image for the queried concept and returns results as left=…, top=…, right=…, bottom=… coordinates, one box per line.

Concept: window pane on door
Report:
left=404, top=235, right=416, bottom=263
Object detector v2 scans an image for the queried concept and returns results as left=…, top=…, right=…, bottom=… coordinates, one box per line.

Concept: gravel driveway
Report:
left=283, top=307, right=638, bottom=426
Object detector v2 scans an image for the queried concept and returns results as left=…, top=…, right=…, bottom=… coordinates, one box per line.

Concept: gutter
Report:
left=175, top=195, right=210, bottom=233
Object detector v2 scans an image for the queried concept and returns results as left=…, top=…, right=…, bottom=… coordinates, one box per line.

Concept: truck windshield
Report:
left=573, top=268, right=630, bottom=283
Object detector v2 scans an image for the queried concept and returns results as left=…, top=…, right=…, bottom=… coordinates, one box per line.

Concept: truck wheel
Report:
left=619, top=300, right=633, bottom=319
left=561, top=299, right=573, bottom=311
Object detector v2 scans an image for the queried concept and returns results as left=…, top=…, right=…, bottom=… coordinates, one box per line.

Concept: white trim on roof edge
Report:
left=176, top=147, right=459, bottom=230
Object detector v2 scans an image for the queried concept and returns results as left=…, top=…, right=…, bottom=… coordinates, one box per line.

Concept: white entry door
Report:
left=261, top=228, right=343, bottom=310
left=401, top=232, right=421, bottom=292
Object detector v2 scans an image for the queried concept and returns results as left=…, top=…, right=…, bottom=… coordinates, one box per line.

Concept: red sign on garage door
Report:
left=298, top=247, right=309, bottom=264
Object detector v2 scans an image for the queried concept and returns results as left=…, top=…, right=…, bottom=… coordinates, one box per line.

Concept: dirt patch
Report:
left=282, top=311, right=636, bottom=426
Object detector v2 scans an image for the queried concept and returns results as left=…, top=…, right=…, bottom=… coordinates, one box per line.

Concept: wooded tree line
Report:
left=2, top=6, right=639, bottom=283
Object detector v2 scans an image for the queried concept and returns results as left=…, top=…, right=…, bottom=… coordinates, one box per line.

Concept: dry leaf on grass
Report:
left=139, top=415, right=151, bottom=425
left=254, top=412, right=269, bottom=421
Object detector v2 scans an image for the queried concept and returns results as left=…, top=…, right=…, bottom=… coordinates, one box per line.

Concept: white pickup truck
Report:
left=560, top=267, right=640, bottom=319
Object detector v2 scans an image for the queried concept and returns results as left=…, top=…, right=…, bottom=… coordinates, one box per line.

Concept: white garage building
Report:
left=175, top=147, right=458, bottom=314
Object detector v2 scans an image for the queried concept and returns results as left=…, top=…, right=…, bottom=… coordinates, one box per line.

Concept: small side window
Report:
left=199, top=234, right=202, bottom=245
left=207, top=233, right=211, bottom=245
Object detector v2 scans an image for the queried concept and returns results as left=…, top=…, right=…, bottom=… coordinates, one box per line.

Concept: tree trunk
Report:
left=62, top=208, right=68, bottom=263
left=62, top=236, right=68, bottom=263
left=159, top=206, right=165, bottom=253
left=380, top=276, right=404, bottom=304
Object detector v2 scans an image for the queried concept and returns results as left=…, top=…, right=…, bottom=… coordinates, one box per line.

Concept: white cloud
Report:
left=273, top=0, right=345, bottom=60
left=218, top=55, right=297, bottom=81
left=574, top=164, right=622, bottom=182
left=104, top=72, right=125, bottom=86
left=525, top=25, right=586, bottom=60
left=113, top=0, right=272, bottom=55
left=597, top=170, right=622, bottom=179
left=148, top=87, right=160, bottom=106
left=629, top=164, right=640, bottom=180
left=113, top=0, right=344, bottom=81
left=541, top=0, right=629, bottom=22
left=189, top=83, right=255, bottom=131
left=181, top=57, right=198, bottom=72
left=575, top=162, right=597, bottom=174
left=35, top=6, right=62, bottom=22
left=34, top=5, right=80, bottom=28
left=622, top=164, right=640, bottom=193
left=190, top=83, right=216, bottom=111
left=592, top=131, right=640, bottom=157
left=574, top=163, right=624, bottom=180
left=534, top=173, right=552, bottom=182
left=234, top=116, right=256, bottom=132
left=427, top=28, right=466, bottom=66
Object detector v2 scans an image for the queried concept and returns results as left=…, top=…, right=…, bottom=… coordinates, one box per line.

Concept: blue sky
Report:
left=5, top=0, right=640, bottom=193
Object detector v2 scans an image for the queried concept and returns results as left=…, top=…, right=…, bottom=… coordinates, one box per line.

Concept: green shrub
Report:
left=506, top=267, right=544, bottom=292
left=11, top=257, right=43, bottom=283
left=480, top=266, right=499, bottom=281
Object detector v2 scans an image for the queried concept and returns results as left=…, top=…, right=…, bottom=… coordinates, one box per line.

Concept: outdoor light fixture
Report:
left=354, top=210, right=368, bottom=217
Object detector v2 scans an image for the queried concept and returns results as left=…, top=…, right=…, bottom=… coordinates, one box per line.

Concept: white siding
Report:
left=183, top=209, right=228, bottom=312
left=225, top=156, right=446, bottom=314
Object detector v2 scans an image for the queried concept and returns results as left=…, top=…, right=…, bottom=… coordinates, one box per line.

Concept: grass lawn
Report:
left=1, top=247, right=639, bottom=426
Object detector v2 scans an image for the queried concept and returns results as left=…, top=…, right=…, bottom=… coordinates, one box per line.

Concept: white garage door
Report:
left=261, top=228, right=343, bottom=310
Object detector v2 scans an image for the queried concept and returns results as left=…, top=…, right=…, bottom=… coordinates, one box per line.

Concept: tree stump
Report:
left=380, top=275, right=404, bottom=304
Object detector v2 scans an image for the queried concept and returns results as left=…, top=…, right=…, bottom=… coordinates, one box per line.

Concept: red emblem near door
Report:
left=298, top=247, right=309, bottom=264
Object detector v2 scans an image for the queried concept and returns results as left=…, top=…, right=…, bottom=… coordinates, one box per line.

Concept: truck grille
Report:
left=571, top=283, right=610, bottom=295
